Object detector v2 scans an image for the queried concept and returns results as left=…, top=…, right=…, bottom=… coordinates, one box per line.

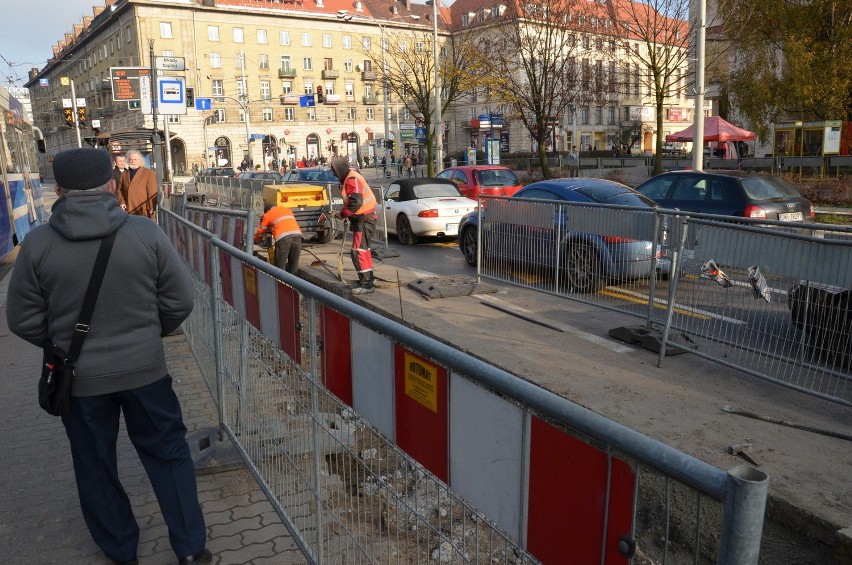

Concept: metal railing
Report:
left=474, top=196, right=852, bottom=406
left=160, top=204, right=769, bottom=564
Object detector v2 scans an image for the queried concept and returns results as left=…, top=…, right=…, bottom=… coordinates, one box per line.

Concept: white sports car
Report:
left=383, top=179, right=478, bottom=245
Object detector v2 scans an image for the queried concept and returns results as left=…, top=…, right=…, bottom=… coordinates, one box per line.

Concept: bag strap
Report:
left=63, top=230, right=118, bottom=367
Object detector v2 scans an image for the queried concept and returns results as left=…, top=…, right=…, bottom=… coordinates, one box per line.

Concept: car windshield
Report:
left=739, top=176, right=801, bottom=200
left=301, top=169, right=336, bottom=181
left=576, top=185, right=656, bottom=207
left=475, top=168, right=519, bottom=187
left=412, top=184, right=462, bottom=198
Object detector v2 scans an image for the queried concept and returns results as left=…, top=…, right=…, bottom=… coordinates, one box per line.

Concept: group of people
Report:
left=110, top=150, right=159, bottom=219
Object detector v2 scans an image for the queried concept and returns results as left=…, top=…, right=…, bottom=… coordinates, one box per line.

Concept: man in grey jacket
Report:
left=6, top=148, right=211, bottom=565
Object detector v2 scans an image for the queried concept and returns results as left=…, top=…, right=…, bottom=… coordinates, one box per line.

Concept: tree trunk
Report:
left=652, top=97, right=665, bottom=176
left=537, top=131, right=551, bottom=178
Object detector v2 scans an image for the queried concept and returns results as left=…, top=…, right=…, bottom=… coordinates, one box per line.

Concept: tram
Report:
left=0, top=85, right=47, bottom=261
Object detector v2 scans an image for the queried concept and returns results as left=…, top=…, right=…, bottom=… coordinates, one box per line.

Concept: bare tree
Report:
left=609, top=0, right=691, bottom=174
left=358, top=22, right=485, bottom=176
left=469, top=0, right=608, bottom=178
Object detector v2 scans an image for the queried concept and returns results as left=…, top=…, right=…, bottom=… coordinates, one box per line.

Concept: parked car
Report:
left=236, top=171, right=283, bottom=182
left=282, top=167, right=339, bottom=185
left=383, top=178, right=478, bottom=245
left=436, top=165, right=523, bottom=199
left=458, top=178, right=669, bottom=292
left=635, top=170, right=814, bottom=221
left=788, top=282, right=851, bottom=368
left=199, top=167, right=237, bottom=178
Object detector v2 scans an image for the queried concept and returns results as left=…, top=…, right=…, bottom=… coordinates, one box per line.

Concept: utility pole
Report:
left=240, top=50, right=253, bottom=168
left=431, top=0, right=443, bottom=173
left=149, top=40, right=164, bottom=187
left=61, top=77, right=83, bottom=148
left=691, top=0, right=706, bottom=172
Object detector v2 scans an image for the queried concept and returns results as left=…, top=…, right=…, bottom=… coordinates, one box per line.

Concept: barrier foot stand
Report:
left=188, top=427, right=245, bottom=475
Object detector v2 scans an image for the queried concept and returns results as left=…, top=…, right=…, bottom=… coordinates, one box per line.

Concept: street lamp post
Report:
left=214, top=95, right=252, bottom=168
left=430, top=0, right=443, bottom=172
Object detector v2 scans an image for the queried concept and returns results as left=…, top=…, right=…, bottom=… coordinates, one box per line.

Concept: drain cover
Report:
left=407, top=275, right=497, bottom=299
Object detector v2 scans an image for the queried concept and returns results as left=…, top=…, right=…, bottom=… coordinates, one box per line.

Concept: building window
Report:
left=284, top=107, right=295, bottom=121
left=259, top=54, right=269, bottom=69
left=262, top=107, right=273, bottom=121
left=280, top=56, right=292, bottom=70
left=167, top=115, right=180, bottom=124
left=303, top=57, right=313, bottom=71
left=237, top=79, right=246, bottom=97
left=160, top=22, right=173, bottom=38
left=235, top=52, right=244, bottom=68
left=415, top=41, right=424, bottom=53
left=304, top=81, right=314, bottom=95
left=328, top=107, right=337, bottom=122
left=581, top=106, right=590, bottom=124
left=280, top=30, right=290, bottom=45
left=233, top=28, right=244, bottom=43
left=324, top=81, right=334, bottom=95
left=307, top=108, right=316, bottom=121
left=343, top=59, right=353, bottom=72
left=209, top=52, right=222, bottom=68
left=212, top=80, right=224, bottom=99
left=282, top=81, right=292, bottom=94
left=347, top=107, right=357, bottom=121
left=301, top=32, right=312, bottom=47
left=440, top=46, right=448, bottom=58
left=608, top=106, right=615, bottom=124
left=257, top=29, right=268, bottom=44
left=323, top=34, right=332, bottom=48
left=342, top=35, right=352, bottom=50
left=366, top=107, right=375, bottom=120
left=362, top=37, right=371, bottom=50
left=595, top=106, right=603, bottom=125
left=345, top=82, right=354, bottom=98
left=208, top=26, right=219, bottom=41
left=324, top=58, right=334, bottom=71
left=260, top=80, right=271, bottom=99
left=162, top=50, right=174, bottom=57
left=239, top=108, right=246, bottom=123
left=212, top=108, right=225, bottom=122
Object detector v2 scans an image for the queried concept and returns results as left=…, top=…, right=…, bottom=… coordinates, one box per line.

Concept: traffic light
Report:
left=186, top=87, right=195, bottom=108
left=316, top=85, right=324, bottom=104
left=63, top=108, right=74, bottom=128
left=77, top=107, right=87, bottom=125
left=386, top=140, right=394, bottom=151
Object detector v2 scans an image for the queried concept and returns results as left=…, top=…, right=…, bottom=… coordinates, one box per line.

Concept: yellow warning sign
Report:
left=404, top=352, right=438, bottom=413
left=243, top=264, right=256, bottom=295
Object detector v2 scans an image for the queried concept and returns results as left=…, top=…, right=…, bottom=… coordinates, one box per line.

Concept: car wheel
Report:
left=564, top=241, right=604, bottom=293
left=314, top=228, right=334, bottom=244
left=460, top=226, right=478, bottom=266
left=396, top=215, right=417, bottom=245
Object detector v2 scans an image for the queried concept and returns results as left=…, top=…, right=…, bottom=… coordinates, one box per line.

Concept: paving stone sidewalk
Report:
left=0, top=268, right=307, bottom=565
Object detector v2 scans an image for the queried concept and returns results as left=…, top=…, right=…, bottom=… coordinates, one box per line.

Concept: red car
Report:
left=436, top=165, right=523, bottom=198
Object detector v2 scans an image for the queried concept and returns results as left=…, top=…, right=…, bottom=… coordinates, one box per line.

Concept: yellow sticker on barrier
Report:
left=404, top=352, right=438, bottom=413
left=243, top=264, right=257, bottom=295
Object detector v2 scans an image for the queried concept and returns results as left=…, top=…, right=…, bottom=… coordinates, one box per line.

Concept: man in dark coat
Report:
left=6, top=148, right=212, bottom=565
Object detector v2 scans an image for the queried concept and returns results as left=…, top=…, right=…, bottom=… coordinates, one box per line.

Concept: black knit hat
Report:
left=52, top=148, right=113, bottom=190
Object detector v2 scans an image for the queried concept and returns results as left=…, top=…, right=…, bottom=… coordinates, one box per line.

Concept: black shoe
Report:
left=179, top=548, right=212, bottom=564
left=114, top=559, right=138, bottom=565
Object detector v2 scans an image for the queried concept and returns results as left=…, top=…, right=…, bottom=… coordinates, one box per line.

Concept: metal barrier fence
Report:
left=474, top=196, right=852, bottom=406
left=160, top=205, right=769, bottom=564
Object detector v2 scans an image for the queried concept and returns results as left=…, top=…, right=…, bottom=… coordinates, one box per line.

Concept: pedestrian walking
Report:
left=254, top=203, right=302, bottom=275
left=5, top=148, right=211, bottom=565
left=330, top=156, right=377, bottom=294
left=117, top=149, right=158, bottom=219
left=404, top=155, right=413, bottom=178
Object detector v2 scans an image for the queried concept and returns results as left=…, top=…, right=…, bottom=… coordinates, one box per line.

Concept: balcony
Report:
left=279, top=94, right=299, bottom=105
left=278, top=68, right=297, bottom=79
left=321, top=69, right=339, bottom=79
left=362, top=95, right=379, bottom=105
left=361, top=70, right=377, bottom=81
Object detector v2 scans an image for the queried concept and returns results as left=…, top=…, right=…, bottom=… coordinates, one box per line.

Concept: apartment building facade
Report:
left=27, top=0, right=698, bottom=176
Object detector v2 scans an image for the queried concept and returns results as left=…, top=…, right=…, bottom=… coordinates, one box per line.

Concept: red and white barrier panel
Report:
left=320, top=305, right=635, bottom=563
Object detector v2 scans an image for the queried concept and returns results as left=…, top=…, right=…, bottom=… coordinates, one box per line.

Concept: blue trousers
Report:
left=61, top=375, right=206, bottom=562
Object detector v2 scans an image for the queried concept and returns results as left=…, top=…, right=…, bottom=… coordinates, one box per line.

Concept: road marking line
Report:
left=602, top=288, right=745, bottom=325
left=478, top=294, right=634, bottom=353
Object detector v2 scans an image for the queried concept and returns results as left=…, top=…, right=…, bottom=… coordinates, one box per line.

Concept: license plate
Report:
left=779, top=212, right=802, bottom=222
left=445, top=223, right=458, bottom=232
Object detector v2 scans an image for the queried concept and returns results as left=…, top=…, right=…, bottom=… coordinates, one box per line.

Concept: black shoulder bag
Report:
left=39, top=231, right=117, bottom=416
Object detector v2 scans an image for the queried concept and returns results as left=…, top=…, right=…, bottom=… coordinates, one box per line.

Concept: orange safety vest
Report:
left=255, top=206, right=301, bottom=243
left=343, top=170, right=377, bottom=215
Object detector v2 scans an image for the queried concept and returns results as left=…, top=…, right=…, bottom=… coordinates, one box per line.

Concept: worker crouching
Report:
left=255, top=203, right=303, bottom=276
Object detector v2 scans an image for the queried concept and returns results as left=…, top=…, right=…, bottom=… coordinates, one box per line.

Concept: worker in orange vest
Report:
left=254, top=203, right=303, bottom=275
left=330, top=156, right=377, bottom=294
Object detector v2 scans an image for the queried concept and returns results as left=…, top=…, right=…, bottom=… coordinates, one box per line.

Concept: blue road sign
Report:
left=415, top=127, right=427, bottom=141
left=299, top=95, right=315, bottom=107
left=250, top=133, right=265, bottom=140
left=195, top=98, right=212, bottom=110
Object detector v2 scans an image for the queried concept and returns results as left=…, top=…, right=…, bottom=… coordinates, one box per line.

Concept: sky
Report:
left=0, top=0, right=100, bottom=87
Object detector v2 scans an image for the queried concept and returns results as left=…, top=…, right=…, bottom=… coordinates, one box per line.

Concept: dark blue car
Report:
left=458, top=178, right=668, bottom=292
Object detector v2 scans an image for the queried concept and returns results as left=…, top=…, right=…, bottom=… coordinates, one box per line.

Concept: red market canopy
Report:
left=666, top=116, right=757, bottom=142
